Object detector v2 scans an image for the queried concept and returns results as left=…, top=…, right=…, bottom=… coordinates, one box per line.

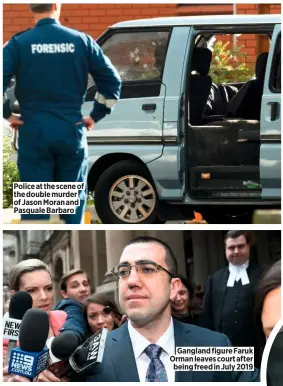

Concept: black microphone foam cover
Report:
left=19, top=308, right=49, bottom=352
left=103, top=305, right=122, bottom=317
left=51, top=332, right=80, bottom=360
left=73, top=347, right=89, bottom=367
left=9, top=291, right=33, bottom=319
left=103, top=306, right=111, bottom=313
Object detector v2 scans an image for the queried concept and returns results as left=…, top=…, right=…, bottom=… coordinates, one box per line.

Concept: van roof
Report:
left=112, top=14, right=280, bottom=28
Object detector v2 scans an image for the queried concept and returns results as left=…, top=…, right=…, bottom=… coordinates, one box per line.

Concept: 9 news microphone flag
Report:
left=8, top=308, right=50, bottom=379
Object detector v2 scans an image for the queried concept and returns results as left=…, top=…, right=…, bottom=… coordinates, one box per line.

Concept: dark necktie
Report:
left=145, top=344, right=168, bottom=382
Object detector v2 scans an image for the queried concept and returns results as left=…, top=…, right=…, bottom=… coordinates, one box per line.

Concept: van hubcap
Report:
left=109, top=175, right=156, bottom=223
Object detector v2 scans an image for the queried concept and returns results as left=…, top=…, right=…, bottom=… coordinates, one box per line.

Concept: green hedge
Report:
left=3, top=134, right=19, bottom=208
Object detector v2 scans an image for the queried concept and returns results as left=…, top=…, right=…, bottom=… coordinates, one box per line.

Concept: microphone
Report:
left=103, top=305, right=127, bottom=326
left=69, top=327, right=107, bottom=373
left=50, top=332, right=80, bottom=362
left=3, top=291, right=33, bottom=365
left=44, top=328, right=107, bottom=379
left=103, top=305, right=123, bottom=318
left=47, top=332, right=81, bottom=377
left=8, top=308, right=50, bottom=379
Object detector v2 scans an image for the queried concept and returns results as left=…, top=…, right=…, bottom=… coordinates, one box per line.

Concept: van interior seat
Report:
left=226, top=52, right=269, bottom=120
left=203, top=83, right=238, bottom=123
left=188, top=47, right=212, bottom=125
left=191, top=119, right=260, bottom=167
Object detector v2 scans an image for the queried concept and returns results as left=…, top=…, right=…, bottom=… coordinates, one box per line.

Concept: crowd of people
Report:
left=3, top=231, right=281, bottom=382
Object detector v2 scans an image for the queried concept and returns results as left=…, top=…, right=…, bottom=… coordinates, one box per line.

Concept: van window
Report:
left=188, top=31, right=271, bottom=124
left=101, top=31, right=170, bottom=82
left=269, top=34, right=281, bottom=93
left=208, top=33, right=270, bottom=85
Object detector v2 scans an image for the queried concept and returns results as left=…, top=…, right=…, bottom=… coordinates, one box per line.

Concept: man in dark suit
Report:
left=81, top=236, right=258, bottom=382
left=267, top=327, right=283, bottom=386
left=204, top=231, right=263, bottom=366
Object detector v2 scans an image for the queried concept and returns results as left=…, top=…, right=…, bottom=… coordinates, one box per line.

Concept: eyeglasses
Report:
left=111, top=259, right=173, bottom=279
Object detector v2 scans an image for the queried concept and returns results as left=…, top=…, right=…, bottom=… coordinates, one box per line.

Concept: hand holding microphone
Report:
left=8, top=308, right=49, bottom=380
left=38, top=329, right=106, bottom=380
left=69, top=327, right=107, bottom=374
left=103, top=306, right=127, bottom=326
left=3, top=291, right=33, bottom=366
left=7, top=319, right=108, bottom=382
left=49, top=328, right=108, bottom=378
left=44, top=331, right=80, bottom=378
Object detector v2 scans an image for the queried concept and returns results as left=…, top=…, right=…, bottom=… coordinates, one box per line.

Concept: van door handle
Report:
left=142, top=103, right=156, bottom=112
left=270, top=102, right=278, bottom=121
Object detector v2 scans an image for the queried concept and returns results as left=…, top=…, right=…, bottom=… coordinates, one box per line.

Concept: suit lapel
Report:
left=109, top=322, right=139, bottom=382
left=174, top=320, right=193, bottom=382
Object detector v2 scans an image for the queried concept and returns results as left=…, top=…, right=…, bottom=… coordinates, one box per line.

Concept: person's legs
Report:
left=54, top=148, right=88, bottom=224
left=17, top=115, right=88, bottom=224
left=17, top=123, right=54, bottom=221
left=53, top=123, right=88, bottom=224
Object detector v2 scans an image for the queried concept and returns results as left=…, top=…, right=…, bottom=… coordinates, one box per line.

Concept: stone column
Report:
left=255, top=231, right=269, bottom=265
left=105, top=230, right=134, bottom=275
left=94, top=231, right=134, bottom=303
left=207, top=231, right=226, bottom=274
left=191, top=231, right=209, bottom=288
left=154, top=230, right=186, bottom=276
left=65, top=243, right=70, bottom=272
left=71, top=231, right=80, bottom=269
left=78, top=231, right=95, bottom=291
left=19, top=231, right=28, bottom=258
left=26, top=230, right=42, bottom=256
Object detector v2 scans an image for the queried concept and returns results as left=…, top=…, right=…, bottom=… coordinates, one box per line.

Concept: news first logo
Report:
left=9, top=347, right=49, bottom=378
left=3, top=318, right=21, bottom=340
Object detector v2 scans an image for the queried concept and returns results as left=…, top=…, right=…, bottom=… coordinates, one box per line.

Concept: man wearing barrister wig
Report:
left=204, top=231, right=263, bottom=366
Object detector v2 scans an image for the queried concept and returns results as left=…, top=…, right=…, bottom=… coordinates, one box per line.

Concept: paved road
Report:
left=5, top=208, right=277, bottom=224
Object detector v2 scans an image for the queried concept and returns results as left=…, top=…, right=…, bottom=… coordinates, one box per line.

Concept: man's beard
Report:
left=125, top=299, right=170, bottom=328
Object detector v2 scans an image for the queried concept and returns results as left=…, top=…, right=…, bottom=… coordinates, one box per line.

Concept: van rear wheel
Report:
left=95, top=160, right=161, bottom=224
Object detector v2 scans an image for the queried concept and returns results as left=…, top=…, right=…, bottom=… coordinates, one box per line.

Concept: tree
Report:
left=3, top=133, right=19, bottom=208
left=210, top=40, right=255, bottom=84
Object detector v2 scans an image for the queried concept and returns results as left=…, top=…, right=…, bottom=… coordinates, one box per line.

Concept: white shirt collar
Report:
left=128, top=317, right=174, bottom=360
left=227, top=260, right=250, bottom=287
left=229, top=260, right=249, bottom=271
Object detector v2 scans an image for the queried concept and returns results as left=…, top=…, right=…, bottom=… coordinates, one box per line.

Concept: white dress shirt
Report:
left=227, top=260, right=250, bottom=287
left=128, top=317, right=175, bottom=382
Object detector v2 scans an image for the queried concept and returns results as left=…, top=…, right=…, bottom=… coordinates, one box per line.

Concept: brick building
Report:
left=3, top=3, right=281, bottom=44
left=3, top=3, right=281, bottom=71
left=2, top=3, right=281, bottom=74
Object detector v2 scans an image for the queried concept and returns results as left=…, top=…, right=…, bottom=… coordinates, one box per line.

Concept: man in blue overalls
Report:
left=3, top=3, right=121, bottom=224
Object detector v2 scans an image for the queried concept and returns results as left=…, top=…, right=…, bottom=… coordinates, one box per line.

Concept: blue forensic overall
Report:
left=3, top=18, right=121, bottom=224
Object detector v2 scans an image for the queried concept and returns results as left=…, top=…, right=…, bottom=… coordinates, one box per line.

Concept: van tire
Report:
left=95, top=160, right=161, bottom=224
